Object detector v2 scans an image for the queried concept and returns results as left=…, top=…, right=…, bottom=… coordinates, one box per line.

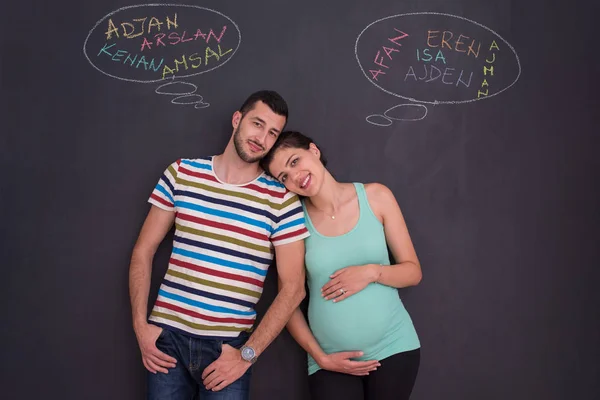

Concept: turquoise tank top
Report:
left=303, top=183, right=420, bottom=375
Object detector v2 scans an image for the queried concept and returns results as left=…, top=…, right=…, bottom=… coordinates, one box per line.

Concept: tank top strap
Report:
left=300, top=199, right=316, bottom=234
left=353, top=182, right=369, bottom=218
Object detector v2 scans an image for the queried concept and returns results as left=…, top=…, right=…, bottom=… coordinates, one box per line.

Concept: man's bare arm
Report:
left=129, top=206, right=178, bottom=373
left=244, top=239, right=306, bottom=356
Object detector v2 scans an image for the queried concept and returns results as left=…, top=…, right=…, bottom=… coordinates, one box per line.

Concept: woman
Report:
left=259, top=131, right=422, bottom=400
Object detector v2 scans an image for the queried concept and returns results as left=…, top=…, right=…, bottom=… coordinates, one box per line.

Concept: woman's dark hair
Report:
left=260, top=131, right=327, bottom=176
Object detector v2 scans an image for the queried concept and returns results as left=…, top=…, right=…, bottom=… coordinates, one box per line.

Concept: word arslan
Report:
left=140, top=26, right=228, bottom=51
left=105, top=14, right=178, bottom=40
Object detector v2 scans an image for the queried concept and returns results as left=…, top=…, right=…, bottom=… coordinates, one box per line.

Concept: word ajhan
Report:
left=478, top=40, right=500, bottom=98
left=105, top=13, right=178, bottom=40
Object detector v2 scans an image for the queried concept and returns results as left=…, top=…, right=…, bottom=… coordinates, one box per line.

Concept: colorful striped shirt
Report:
left=147, top=157, right=309, bottom=338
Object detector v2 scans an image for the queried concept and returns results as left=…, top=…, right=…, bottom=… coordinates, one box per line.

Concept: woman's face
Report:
left=268, top=143, right=324, bottom=197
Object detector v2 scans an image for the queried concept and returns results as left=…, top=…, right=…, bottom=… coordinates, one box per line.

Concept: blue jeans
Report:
left=147, top=327, right=252, bottom=400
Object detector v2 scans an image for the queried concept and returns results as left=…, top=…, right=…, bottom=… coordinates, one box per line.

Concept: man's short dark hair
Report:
left=239, top=90, right=289, bottom=120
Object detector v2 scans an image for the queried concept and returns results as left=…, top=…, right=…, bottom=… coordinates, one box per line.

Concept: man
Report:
left=129, top=90, right=309, bottom=399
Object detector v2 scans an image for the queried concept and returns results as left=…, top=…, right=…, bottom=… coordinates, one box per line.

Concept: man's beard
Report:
left=233, top=125, right=264, bottom=163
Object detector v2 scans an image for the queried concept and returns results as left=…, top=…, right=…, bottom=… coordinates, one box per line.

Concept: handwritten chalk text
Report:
left=478, top=40, right=500, bottom=98
left=426, top=30, right=481, bottom=58
left=140, top=26, right=228, bottom=51
left=105, top=14, right=178, bottom=40
left=161, top=45, right=232, bottom=79
left=369, top=29, right=409, bottom=81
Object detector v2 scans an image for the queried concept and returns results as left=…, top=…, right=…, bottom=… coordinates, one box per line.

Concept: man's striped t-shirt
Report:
left=147, top=157, right=309, bottom=339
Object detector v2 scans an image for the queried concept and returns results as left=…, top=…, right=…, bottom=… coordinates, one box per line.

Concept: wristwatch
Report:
left=240, top=345, right=257, bottom=364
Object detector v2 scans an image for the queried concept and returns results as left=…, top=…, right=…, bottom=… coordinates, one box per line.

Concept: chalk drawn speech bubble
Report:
left=355, top=12, right=521, bottom=105
left=83, top=4, right=241, bottom=83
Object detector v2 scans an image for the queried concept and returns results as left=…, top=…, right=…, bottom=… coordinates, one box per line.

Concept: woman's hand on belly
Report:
left=317, top=351, right=380, bottom=376
left=321, top=264, right=380, bottom=302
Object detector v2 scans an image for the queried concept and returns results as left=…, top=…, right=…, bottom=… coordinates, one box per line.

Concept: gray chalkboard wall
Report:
left=2, top=0, right=599, bottom=399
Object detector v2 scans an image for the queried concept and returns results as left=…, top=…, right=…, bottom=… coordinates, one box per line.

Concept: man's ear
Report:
left=309, top=142, right=320, bottom=158
left=232, top=111, right=242, bottom=129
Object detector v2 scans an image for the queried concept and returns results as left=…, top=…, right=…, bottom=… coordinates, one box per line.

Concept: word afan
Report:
left=369, top=28, right=409, bottom=81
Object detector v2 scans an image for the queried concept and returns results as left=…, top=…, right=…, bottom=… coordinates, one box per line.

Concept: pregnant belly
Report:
left=308, top=284, right=399, bottom=352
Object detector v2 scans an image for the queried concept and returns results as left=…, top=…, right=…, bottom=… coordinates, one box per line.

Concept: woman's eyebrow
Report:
left=276, top=154, right=296, bottom=180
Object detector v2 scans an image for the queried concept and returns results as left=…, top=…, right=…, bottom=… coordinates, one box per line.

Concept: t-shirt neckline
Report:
left=209, top=156, right=265, bottom=187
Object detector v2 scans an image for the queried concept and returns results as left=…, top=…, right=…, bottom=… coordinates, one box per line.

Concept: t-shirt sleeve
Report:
left=148, top=159, right=180, bottom=212
left=270, top=191, right=310, bottom=246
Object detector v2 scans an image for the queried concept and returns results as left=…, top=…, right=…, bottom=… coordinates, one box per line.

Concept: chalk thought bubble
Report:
left=83, top=4, right=241, bottom=83
left=355, top=12, right=521, bottom=104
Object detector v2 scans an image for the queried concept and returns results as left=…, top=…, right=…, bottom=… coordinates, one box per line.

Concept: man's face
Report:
left=232, top=101, right=286, bottom=163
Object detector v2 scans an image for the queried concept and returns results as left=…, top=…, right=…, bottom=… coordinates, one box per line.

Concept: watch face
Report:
left=241, top=346, right=255, bottom=360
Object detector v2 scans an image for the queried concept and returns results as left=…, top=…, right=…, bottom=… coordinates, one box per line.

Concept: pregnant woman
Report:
left=260, top=131, right=422, bottom=400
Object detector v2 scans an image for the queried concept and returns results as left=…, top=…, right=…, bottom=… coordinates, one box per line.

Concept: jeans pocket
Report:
left=156, top=327, right=168, bottom=343
left=221, top=332, right=249, bottom=350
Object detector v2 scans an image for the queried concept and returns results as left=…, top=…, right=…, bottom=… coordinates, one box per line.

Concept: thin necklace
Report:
left=310, top=203, right=337, bottom=220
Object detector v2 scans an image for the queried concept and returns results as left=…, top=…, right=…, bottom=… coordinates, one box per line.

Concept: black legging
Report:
left=308, top=349, right=420, bottom=400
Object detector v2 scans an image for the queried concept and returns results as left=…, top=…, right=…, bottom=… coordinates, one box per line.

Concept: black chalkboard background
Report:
left=2, top=0, right=599, bottom=399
